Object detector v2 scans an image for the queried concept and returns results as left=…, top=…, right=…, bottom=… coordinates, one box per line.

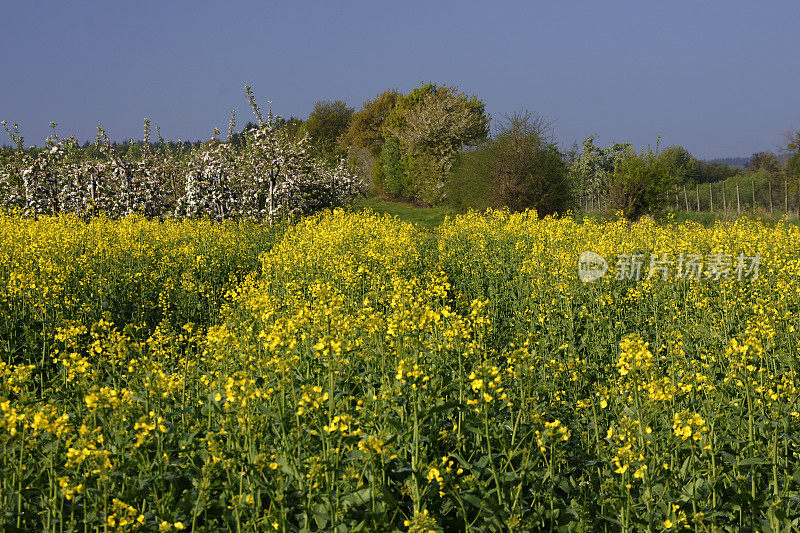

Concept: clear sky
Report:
left=2, top=1, right=798, bottom=159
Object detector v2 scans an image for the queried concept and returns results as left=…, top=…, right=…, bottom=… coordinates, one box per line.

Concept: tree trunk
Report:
left=268, top=176, right=275, bottom=225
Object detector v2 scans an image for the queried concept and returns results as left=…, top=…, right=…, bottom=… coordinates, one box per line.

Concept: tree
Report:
left=447, top=111, right=572, bottom=215
left=386, top=83, right=489, bottom=204
left=303, top=100, right=354, bottom=164
left=657, top=145, right=701, bottom=184
left=339, top=89, right=400, bottom=187
left=340, top=89, right=400, bottom=157
left=783, top=127, right=800, bottom=155
left=570, top=135, right=631, bottom=209
left=377, top=136, right=405, bottom=197
left=607, top=144, right=673, bottom=220
left=746, top=151, right=783, bottom=203
left=695, top=161, right=738, bottom=183
left=787, top=152, right=800, bottom=182
left=746, top=151, right=780, bottom=173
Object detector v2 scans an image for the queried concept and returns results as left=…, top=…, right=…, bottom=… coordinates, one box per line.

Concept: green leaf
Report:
left=342, top=486, right=373, bottom=505
left=738, top=457, right=768, bottom=466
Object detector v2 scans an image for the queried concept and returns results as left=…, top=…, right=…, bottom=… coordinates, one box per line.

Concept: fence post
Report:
left=709, top=183, right=713, bottom=212
left=736, top=183, right=740, bottom=213
left=696, top=183, right=700, bottom=212
left=723, top=182, right=727, bottom=213
left=683, top=185, right=689, bottom=211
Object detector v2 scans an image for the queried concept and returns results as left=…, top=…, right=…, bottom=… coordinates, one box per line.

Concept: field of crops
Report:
left=2, top=209, right=800, bottom=531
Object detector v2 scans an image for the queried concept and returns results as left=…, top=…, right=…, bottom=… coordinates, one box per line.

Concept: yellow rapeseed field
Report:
left=1, top=209, right=799, bottom=531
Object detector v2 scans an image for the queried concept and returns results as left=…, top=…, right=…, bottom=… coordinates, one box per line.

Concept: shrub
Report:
left=607, top=144, right=673, bottom=220
left=447, top=111, right=573, bottom=215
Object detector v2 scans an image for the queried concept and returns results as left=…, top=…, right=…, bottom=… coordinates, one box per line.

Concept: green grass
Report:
left=352, top=197, right=457, bottom=229
left=356, top=198, right=800, bottom=230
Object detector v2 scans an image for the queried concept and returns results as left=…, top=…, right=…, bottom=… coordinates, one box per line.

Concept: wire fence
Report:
left=578, top=178, right=800, bottom=218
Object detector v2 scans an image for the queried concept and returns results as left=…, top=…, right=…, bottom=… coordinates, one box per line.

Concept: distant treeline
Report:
left=703, top=157, right=749, bottom=169
left=3, top=82, right=800, bottom=220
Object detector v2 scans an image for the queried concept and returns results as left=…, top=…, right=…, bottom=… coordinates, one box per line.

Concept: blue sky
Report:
left=1, top=1, right=798, bottom=159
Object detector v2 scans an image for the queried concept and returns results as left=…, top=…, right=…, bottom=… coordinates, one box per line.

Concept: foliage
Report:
left=741, top=151, right=786, bottom=206
left=448, top=111, right=573, bottom=215
left=334, top=82, right=489, bottom=205
left=340, top=89, right=401, bottom=158
left=2, top=210, right=800, bottom=530
left=656, top=146, right=742, bottom=186
left=387, top=84, right=489, bottom=205
left=340, top=90, right=401, bottom=188
left=381, top=82, right=442, bottom=137
left=784, top=129, right=800, bottom=187
left=695, top=159, right=739, bottom=183
left=302, top=99, right=354, bottom=164
left=569, top=135, right=631, bottom=206
left=746, top=150, right=781, bottom=173
left=787, top=151, right=800, bottom=181
left=657, top=145, right=701, bottom=184
left=607, top=143, right=673, bottom=220
left=377, top=136, right=405, bottom=197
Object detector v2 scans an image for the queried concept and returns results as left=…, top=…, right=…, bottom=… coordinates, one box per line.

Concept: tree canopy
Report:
left=303, top=100, right=354, bottom=163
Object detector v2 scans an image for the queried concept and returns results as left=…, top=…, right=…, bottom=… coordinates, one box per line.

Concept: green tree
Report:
left=786, top=129, right=800, bottom=153
left=781, top=129, right=800, bottom=200
left=746, top=150, right=783, bottom=202
left=387, top=83, right=489, bottom=204
left=340, top=89, right=401, bottom=188
left=657, top=145, right=701, bottom=184
left=787, top=152, right=800, bottom=182
left=377, top=136, right=405, bottom=197
left=746, top=151, right=780, bottom=173
left=382, top=82, right=442, bottom=137
left=695, top=161, right=738, bottom=183
left=447, top=111, right=572, bottom=215
left=570, top=135, right=630, bottom=209
left=340, top=89, right=400, bottom=157
left=303, top=100, right=354, bottom=163
left=607, top=144, right=673, bottom=220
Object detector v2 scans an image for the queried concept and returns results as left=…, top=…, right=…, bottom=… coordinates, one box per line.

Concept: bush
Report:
left=607, top=144, right=672, bottom=220
left=447, top=111, right=573, bottom=215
